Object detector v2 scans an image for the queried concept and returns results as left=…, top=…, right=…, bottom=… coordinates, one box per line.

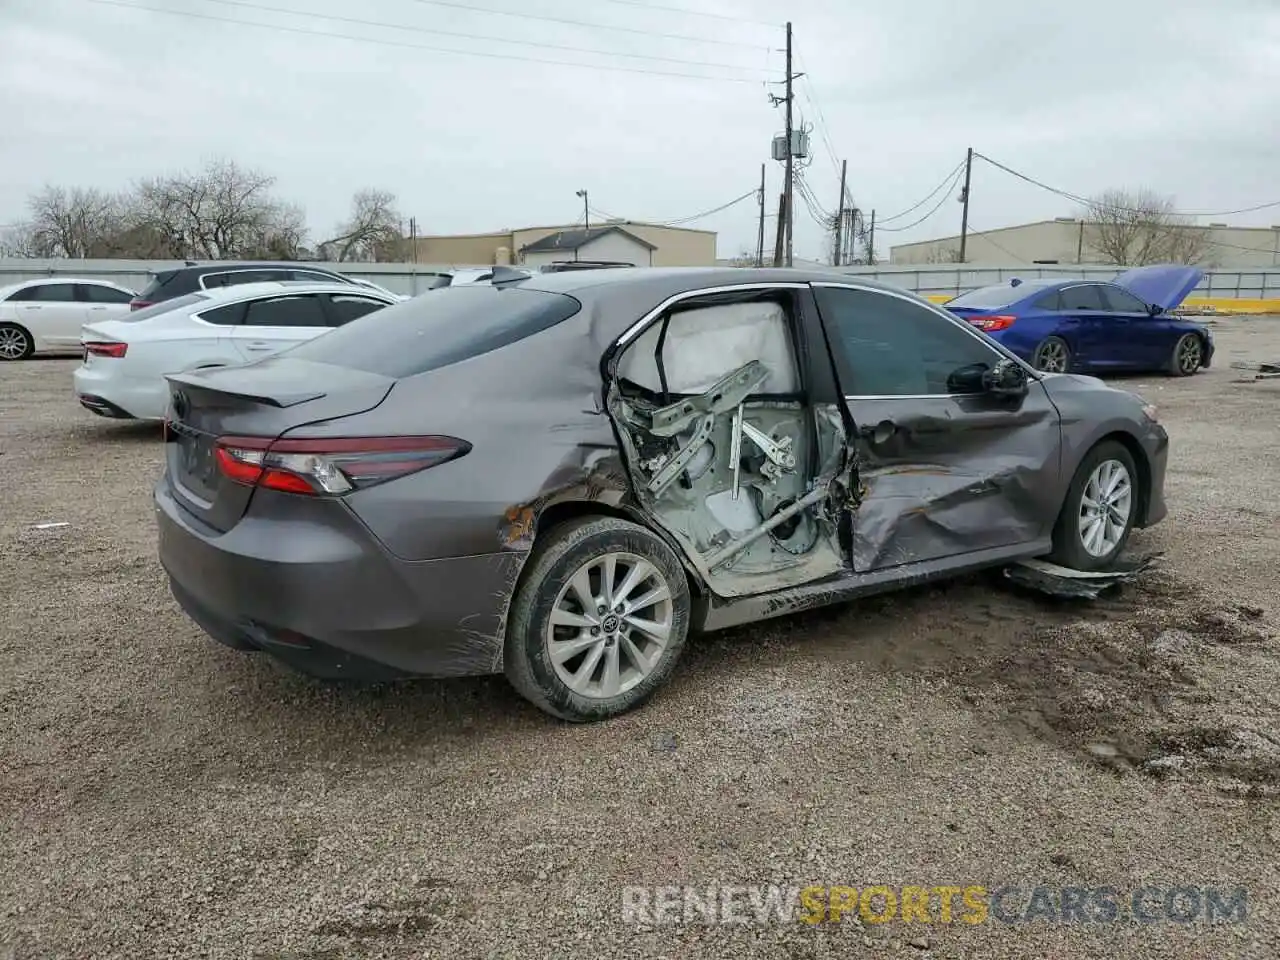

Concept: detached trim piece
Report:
left=1003, top=554, right=1161, bottom=599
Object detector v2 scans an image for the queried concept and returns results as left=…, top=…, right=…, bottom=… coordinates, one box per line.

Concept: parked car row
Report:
left=5, top=260, right=1193, bottom=721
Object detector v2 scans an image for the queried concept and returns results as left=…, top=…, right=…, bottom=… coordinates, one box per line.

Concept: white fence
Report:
left=2, top=258, right=1278, bottom=300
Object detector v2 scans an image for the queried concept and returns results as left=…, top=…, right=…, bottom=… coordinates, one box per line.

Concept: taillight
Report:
left=214, top=435, right=471, bottom=496
left=129, top=300, right=153, bottom=311
left=84, top=341, right=128, bottom=358
left=971, top=314, right=1016, bottom=332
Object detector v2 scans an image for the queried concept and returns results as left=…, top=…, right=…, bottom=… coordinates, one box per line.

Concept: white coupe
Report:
left=0, top=278, right=137, bottom=360
left=73, top=280, right=398, bottom=420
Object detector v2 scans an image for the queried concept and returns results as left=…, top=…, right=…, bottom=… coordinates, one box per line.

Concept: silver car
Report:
left=155, top=268, right=1169, bottom=721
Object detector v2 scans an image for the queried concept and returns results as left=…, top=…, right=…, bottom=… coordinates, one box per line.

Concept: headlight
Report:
left=1141, top=403, right=1159, bottom=423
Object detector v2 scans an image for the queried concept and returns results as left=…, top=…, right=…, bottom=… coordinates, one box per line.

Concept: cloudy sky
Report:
left=3, top=0, right=1278, bottom=261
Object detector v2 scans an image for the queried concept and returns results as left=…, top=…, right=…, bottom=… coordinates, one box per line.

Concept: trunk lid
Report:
left=163, top=357, right=395, bottom=531
left=1112, top=264, right=1203, bottom=312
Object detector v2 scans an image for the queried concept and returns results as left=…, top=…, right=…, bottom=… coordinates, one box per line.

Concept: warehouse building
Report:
left=890, top=218, right=1280, bottom=268
left=410, top=220, right=716, bottom=268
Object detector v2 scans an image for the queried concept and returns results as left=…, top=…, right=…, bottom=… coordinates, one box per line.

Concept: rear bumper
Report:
left=73, top=364, right=166, bottom=420
left=155, top=477, right=522, bottom=679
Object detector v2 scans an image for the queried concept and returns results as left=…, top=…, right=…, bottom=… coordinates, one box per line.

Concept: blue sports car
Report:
left=944, top=264, right=1213, bottom=376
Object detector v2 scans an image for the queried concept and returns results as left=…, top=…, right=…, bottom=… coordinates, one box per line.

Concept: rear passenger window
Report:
left=198, top=302, right=248, bottom=326
left=78, top=284, right=134, bottom=304
left=326, top=295, right=387, bottom=327
left=1059, top=285, right=1105, bottom=311
left=244, top=295, right=328, bottom=327
left=1033, top=292, right=1062, bottom=310
left=203, top=270, right=284, bottom=288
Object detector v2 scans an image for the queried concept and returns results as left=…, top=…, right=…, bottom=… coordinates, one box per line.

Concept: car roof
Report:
left=515, top=266, right=920, bottom=299
left=167, top=261, right=347, bottom=272
left=184, top=280, right=397, bottom=305
left=0, top=277, right=134, bottom=297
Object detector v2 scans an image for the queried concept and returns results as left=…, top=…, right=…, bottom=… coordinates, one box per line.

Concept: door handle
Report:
left=24, top=305, right=41, bottom=311
left=90, top=306, right=107, bottom=311
left=244, top=341, right=272, bottom=350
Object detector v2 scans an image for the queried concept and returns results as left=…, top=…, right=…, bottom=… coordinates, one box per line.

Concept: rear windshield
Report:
left=138, top=269, right=181, bottom=299
left=283, top=284, right=583, bottom=377
left=118, top=291, right=209, bottom=321
left=947, top=283, right=1048, bottom=308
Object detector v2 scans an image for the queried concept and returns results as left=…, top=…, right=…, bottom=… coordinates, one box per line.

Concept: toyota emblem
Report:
left=171, top=391, right=189, bottom=420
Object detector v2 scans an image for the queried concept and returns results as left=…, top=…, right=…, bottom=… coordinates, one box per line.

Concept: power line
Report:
left=877, top=160, right=967, bottom=224
left=80, top=0, right=763, bottom=82
left=876, top=166, right=966, bottom=233
left=398, top=0, right=768, bottom=49
left=590, top=190, right=758, bottom=227
left=960, top=219, right=1026, bottom=262
left=975, top=152, right=1280, bottom=219
left=588, top=0, right=779, bottom=28
left=185, top=0, right=771, bottom=73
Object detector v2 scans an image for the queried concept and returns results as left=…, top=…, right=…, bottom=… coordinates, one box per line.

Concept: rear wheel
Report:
left=0, top=323, right=33, bottom=361
left=1033, top=336, right=1071, bottom=373
left=504, top=516, right=691, bottom=722
left=1169, top=333, right=1203, bottom=376
left=1049, top=440, right=1139, bottom=571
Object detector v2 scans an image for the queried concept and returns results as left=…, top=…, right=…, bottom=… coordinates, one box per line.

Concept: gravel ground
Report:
left=2, top=320, right=1279, bottom=959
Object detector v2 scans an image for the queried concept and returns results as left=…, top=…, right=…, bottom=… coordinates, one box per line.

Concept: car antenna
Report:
left=1010, top=277, right=1022, bottom=287
left=490, top=265, right=532, bottom=287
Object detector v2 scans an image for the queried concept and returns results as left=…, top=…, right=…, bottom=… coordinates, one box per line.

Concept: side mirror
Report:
left=1148, top=302, right=1162, bottom=316
left=981, top=357, right=1029, bottom=397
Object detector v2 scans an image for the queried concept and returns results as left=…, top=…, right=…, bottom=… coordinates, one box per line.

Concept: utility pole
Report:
left=575, top=189, right=589, bottom=263
left=772, top=193, right=786, bottom=267
left=783, top=21, right=795, bottom=268
left=833, top=158, right=847, bottom=266
left=1076, top=219, right=1084, bottom=263
left=867, top=210, right=876, bottom=265
left=756, top=163, right=766, bottom=266
left=958, top=146, right=973, bottom=263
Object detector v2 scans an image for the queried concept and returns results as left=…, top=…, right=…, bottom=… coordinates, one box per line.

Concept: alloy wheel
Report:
left=1036, top=339, right=1068, bottom=373
left=1177, top=336, right=1202, bottom=374
left=1077, top=458, right=1133, bottom=558
left=546, top=552, right=674, bottom=700
left=0, top=327, right=29, bottom=360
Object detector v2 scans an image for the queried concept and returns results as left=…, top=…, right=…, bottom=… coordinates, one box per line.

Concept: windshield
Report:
left=283, top=284, right=582, bottom=378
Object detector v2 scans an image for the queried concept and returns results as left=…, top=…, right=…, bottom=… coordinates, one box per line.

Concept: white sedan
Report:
left=0, top=278, right=137, bottom=360
left=73, top=280, right=398, bottom=420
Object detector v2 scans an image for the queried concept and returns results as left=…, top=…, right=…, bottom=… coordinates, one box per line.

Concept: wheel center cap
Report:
left=601, top=614, right=621, bottom=633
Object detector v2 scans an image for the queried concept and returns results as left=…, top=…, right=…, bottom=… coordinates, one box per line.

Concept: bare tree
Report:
left=0, top=221, right=47, bottom=258
left=1081, top=188, right=1208, bottom=266
left=25, top=186, right=126, bottom=258
left=320, top=189, right=403, bottom=262
left=129, top=158, right=305, bottom=260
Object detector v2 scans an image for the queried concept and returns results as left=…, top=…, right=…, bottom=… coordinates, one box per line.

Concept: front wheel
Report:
left=1033, top=336, right=1071, bottom=373
left=1169, top=333, right=1203, bottom=376
left=504, top=516, right=691, bottom=722
left=1049, top=441, right=1140, bottom=571
left=0, top=323, right=33, bottom=361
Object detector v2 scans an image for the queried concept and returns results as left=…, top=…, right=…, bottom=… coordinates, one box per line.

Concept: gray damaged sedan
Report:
left=155, top=268, right=1168, bottom=720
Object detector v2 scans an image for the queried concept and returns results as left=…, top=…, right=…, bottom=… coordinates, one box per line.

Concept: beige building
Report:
left=410, top=219, right=716, bottom=268
left=890, top=217, right=1280, bottom=268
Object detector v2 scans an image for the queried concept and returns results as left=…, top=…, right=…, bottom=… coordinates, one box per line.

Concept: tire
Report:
left=1033, top=336, right=1071, bottom=373
left=504, top=516, right=691, bottom=722
left=0, top=323, right=34, bottom=361
left=1048, top=440, right=1140, bottom=572
left=1169, top=332, right=1204, bottom=377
